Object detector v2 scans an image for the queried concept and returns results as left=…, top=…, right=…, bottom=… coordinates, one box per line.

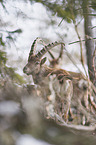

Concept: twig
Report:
left=93, top=47, right=96, bottom=84
left=68, top=37, right=96, bottom=45
left=58, top=18, right=64, bottom=26
left=68, top=4, right=93, bottom=78
left=69, top=5, right=88, bottom=78
left=61, top=123, right=96, bottom=131
left=64, top=47, right=84, bottom=74
left=76, top=17, right=84, bottom=26
left=83, top=13, right=96, bottom=16
left=74, top=23, right=88, bottom=77
left=53, top=113, right=96, bottom=131
left=91, top=26, right=96, bottom=29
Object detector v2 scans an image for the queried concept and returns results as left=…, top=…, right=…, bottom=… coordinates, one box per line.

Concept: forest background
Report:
left=0, top=0, right=96, bottom=145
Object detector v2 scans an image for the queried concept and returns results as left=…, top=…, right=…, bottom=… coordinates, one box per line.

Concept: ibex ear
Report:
left=40, top=57, right=47, bottom=66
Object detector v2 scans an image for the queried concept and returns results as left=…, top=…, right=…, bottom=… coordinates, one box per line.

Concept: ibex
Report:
left=23, top=38, right=96, bottom=124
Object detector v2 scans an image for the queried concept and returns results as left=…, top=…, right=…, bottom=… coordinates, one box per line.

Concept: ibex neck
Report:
left=32, top=65, right=53, bottom=85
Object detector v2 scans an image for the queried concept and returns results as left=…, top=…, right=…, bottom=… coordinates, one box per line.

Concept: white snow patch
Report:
left=16, top=134, right=51, bottom=145
left=0, top=101, right=20, bottom=116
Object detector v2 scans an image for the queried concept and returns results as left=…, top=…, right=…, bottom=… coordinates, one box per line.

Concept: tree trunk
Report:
left=82, top=0, right=96, bottom=86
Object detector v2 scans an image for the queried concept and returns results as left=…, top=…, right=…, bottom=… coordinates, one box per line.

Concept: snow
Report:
left=1, top=0, right=85, bottom=76
left=0, top=101, right=20, bottom=116
left=16, top=134, right=51, bottom=145
left=0, top=1, right=95, bottom=76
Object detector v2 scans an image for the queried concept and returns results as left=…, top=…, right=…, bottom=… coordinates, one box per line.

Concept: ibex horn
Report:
left=35, top=42, right=65, bottom=59
left=28, top=37, right=45, bottom=60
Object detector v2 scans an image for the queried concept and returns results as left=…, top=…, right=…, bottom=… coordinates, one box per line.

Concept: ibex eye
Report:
left=35, top=61, right=40, bottom=65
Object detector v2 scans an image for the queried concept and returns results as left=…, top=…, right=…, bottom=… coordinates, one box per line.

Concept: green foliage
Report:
left=0, top=35, right=5, bottom=46
left=8, top=29, right=22, bottom=34
left=4, top=67, right=26, bottom=85
left=0, top=1, right=24, bottom=86
left=0, top=50, right=26, bottom=85
left=31, top=0, right=96, bottom=23
left=31, top=0, right=82, bottom=23
left=91, top=0, right=96, bottom=10
left=0, top=28, right=22, bottom=44
left=0, top=0, right=6, bottom=9
left=0, top=50, right=7, bottom=65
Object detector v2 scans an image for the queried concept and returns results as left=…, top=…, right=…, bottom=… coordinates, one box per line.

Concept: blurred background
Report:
left=0, top=0, right=96, bottom=145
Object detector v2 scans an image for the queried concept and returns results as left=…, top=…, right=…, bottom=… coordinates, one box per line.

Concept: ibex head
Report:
left=23, top=37, right=65, bottom=75
left=23, top=55, right=47, bottom=75
left=23, top=38, right=47, bottom=75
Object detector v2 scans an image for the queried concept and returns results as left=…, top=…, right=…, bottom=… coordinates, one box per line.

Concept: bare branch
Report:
left=68, top=37, right=96, bottom=45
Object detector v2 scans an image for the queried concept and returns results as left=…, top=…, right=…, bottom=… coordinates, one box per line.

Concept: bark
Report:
left=82, top=0, right=96, bottom=86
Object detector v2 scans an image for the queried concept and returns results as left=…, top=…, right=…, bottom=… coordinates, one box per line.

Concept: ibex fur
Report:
left=23, top=38, right=96, bottom=124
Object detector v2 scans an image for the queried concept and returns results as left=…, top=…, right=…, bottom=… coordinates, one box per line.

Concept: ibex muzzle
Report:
left=23, top=56, right=42, bottom=75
